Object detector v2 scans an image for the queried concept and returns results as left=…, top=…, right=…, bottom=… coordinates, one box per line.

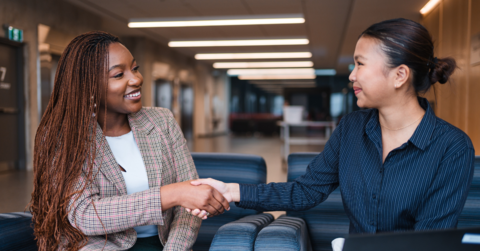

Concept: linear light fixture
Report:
left=228, top=68, right=314, bottom=76
left=129, top=14, right=304, bottom=28
left=239, top=75, right=316, bottom=80
left=228, top=68, right=336, bottom=76
left=169, top=38, right=309, bottom=47
left=195, top=52, right=312, bottom=60
left=213, top=61, right=313, bottom=69
left=420, top=0, right=441, bottom=15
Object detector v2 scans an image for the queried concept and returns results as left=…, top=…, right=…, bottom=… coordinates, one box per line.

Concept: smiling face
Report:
left=349, top=36, right=398, bottom=109
left=101, top=42, right=143, bottom=115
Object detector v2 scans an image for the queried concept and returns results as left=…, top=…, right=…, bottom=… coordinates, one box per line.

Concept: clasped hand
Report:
left=168, top=180, right=230, bottom=218
left=185, top=178, right=238, bottom=220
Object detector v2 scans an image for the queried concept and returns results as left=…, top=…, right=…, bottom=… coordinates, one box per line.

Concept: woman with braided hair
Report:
left=29, top=31, right=229, bottom=251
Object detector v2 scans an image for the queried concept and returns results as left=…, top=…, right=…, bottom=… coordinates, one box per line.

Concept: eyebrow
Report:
left=354, top=55, right=366, bottom=61
left=109, top=58, right=136, bottom=72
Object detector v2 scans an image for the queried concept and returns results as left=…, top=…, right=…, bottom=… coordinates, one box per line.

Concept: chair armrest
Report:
left=209, top=213, right=274, bottom=251
left=0, top=212, right=37, bottom=251
left=254, top=215, right=312, bottom=251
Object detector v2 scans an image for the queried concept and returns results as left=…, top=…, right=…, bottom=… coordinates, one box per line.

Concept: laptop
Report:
left=343, top=227, right=480, bottom=251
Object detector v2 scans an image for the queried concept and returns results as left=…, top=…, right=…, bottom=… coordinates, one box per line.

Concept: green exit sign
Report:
left=5, top=26, right=23, bottom=42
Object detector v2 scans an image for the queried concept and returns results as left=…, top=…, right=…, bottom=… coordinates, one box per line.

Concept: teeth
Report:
left=126, top=92, right=140, bottom=98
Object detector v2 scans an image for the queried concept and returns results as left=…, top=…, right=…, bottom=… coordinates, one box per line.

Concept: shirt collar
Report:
left=365, top=97, right=436, bottom=151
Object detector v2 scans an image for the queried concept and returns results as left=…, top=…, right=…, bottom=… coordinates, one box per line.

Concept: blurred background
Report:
left=0, top=0, right=479, bottom=214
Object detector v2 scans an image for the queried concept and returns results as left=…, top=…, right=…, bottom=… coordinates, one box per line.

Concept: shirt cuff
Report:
left=235, top=183, right=258, bottom=209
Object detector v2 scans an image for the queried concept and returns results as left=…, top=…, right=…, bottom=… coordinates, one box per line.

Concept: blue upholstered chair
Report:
left=191, top=152, right=274, bottom=251
left=0, top=212, right=36, bottom=251
left=210, top=213, right=274, bottom=251
left=255, top=152, right=349, bottom=251
left=458, top=156, right=480, bottom=228
left=254, top=215, right=312, bottom=251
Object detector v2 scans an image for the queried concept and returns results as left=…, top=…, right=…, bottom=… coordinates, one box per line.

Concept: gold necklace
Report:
left=381, top=114, right=424, bottom=131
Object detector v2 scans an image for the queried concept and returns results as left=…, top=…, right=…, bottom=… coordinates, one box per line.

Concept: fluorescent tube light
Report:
left=213, top=61, right=313, bottom=68
left=129, top=14, right=304, bottom=28
left=195, top=52, right=312, bottom=60
left=169, top=39, right=309, bottom=47
left=228, top=68, right=336, bottom=76
left=239, top=75, right=316, bottom=80
left=228, top=68, right=315, bottom=76
left=420, top=0, right=441, bottom=15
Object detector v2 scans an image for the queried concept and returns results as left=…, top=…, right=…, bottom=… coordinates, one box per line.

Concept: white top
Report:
left=105, top=131, right=159, bottom=238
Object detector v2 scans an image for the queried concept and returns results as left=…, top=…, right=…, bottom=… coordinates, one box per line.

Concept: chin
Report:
left=356, top=99, right=373, bottom=109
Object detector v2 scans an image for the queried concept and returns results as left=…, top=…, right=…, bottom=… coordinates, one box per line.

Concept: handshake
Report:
left=177, top=178, right=240, bottom=220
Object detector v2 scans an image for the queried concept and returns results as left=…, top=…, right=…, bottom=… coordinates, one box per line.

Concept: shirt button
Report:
left=370, top=221, right=374, bottom=225
left=372, top=194, right=376, bottom=199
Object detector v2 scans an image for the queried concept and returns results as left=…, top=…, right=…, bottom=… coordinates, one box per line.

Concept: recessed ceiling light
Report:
left=129, top=14, right=304, bottom=28
left=168, top=39, right=309, bottom=47
left=420, top=0, right=441, bottom=15
left=195, top=52, right=312, bottom=60
left=213, top=61, right=313, bottom=68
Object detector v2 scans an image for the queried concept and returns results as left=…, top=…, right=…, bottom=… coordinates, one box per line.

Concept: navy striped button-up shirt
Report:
left=238, top=98, right=475, bottom=233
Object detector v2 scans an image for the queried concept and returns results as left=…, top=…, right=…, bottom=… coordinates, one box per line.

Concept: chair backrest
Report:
left=191, top=152, right=267, bottom=251
left=286, top=152, right=349, bottom=251
left=0, top=212, right=37, bottom=250
left=458, top=156, right=480, bottom=228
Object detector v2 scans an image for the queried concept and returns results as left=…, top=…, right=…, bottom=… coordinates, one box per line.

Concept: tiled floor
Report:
left=0, top=135, right=324, bottom=216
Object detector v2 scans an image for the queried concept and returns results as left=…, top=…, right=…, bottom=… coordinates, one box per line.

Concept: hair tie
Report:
left=428, top=57, right=438, bottom=70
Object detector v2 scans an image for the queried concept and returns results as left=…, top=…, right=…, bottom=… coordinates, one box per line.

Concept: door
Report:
left=0, top=38, right=25, bottom=171
left=180, top=85, right=193, bottom=140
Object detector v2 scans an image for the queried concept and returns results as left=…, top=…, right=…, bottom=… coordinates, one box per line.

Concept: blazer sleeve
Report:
left=67, top=171, right=165, bottom=236
left=161, top=109, right=202, bottom=251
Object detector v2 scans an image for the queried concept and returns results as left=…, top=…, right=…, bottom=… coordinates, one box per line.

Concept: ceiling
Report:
left=66, top=0, right=430, bottom=81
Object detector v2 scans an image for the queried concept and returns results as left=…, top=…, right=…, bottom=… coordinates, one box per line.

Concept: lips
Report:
left=124, top=90, right=141, bottom=100
left=353, top=87, right=362, bottom=95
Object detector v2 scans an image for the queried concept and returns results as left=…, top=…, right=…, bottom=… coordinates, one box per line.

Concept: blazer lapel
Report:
left=128, top=110, right=163, bottom=189
left=94, top=122, right=128, bottom=195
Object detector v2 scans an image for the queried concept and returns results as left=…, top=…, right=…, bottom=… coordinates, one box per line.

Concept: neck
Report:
left=378, top=96, right=425, bottom=131
left=97, top=107, right=131, bottom=137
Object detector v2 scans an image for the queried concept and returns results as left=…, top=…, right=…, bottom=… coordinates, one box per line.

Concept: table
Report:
left=278, top=121, right=337, bottom=161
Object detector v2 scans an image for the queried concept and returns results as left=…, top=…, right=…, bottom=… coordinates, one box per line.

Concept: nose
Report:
left=129, top=73, right=142, bottom=87
left=349, top=66, right=357, bottom=83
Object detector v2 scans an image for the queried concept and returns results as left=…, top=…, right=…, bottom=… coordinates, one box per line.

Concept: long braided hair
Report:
left=30, top=31, right=119, bottom=250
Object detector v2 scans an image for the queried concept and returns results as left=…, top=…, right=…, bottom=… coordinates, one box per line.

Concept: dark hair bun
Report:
left=430, top=57, right=456, bottom=85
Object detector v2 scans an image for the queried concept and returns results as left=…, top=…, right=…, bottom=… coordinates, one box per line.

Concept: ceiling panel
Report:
left=67, top=0, right=433, bottom=76
left=243, top=0, right=302, bottom=14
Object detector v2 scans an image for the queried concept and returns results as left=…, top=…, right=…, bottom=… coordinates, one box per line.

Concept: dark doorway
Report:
left=180, top=84, right=194, bottom=140
left=0, top=38, right=25, bottom=172
left=155, top=79, right=173, bottom=111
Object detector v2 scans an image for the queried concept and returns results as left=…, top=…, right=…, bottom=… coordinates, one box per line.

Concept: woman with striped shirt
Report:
left=189, top=18, right=475, bottom=233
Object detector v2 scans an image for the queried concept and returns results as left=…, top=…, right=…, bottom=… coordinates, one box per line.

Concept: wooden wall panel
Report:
left=436, top=0, right=469, bottom=130
left=423, top=0, right=480, bottom=154
left=467, top=0, right=480, bottom=152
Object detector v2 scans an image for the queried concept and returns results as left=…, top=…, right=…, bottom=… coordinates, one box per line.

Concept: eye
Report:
left=114, top=72, right=123, bottom=78
left=357, top=61, right=363, bottom=66
left=133, top=66, right=140, bottom=71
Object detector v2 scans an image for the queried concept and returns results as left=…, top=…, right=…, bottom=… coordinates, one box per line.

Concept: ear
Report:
left=393, top=64, right=410, bottom=89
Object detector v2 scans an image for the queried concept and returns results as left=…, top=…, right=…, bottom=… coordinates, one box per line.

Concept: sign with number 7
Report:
left=0, top=67, right=6, bottom=82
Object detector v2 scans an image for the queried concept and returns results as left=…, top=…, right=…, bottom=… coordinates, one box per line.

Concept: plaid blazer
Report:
left=67, top=107, right=201, bottom=250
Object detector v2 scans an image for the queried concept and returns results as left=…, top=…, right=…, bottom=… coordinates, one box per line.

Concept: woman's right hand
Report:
left=160, top=181, right=230, bottom=217
left=186, top=178, right=240, bottom=219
